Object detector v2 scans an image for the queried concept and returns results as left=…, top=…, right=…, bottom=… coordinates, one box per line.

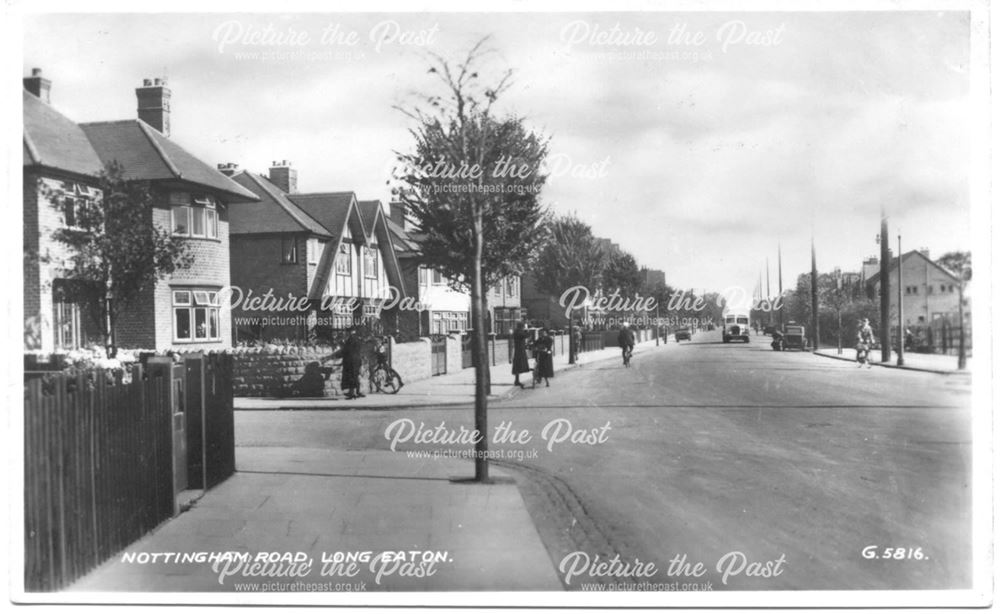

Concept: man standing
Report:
left=617, top=322, right=636, bottom=367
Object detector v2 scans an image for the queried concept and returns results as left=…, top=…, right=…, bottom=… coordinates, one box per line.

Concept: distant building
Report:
left=641, top=267, right=666, bottom=291
left=865, top=250, right=968, bottom=327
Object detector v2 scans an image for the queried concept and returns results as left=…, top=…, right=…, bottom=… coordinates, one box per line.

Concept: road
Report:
left=236, top=330, right=973, bottom=591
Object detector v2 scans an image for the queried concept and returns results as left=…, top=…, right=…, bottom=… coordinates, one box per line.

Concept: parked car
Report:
left=674, top=327, right=692, bottom=342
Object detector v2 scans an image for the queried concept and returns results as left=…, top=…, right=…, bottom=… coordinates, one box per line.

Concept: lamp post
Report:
left=835, top=268, right=843, bottom=355
left=897, top=232, right=904, bottom=366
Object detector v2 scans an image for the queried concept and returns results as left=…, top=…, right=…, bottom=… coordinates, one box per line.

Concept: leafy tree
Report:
left=936, top=251, right=971, bottom=368
left=601, top=247, right=643, bottom=298
left=46, top=161, right=192, bottom=357
left=532, top=213, right=606, bottom=361
left=393, top=39, right=549, bottom=482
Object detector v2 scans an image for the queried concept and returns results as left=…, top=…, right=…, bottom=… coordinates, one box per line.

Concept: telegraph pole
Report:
left=879, top=211, right=891, bottom=363
left=897, top=233, right=904, bottom=366
left=777, top=244, right=784, bottom=327
left=766, top=257, right=772, bottom=327
left=811, top=239, right=819, bottom=350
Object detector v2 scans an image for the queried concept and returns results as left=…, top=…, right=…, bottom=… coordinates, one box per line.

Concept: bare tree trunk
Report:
left=472, top=228, right=489, bottom=483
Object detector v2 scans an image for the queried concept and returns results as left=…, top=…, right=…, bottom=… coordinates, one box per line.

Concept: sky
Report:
left=21, top=11, right=975, bottom=295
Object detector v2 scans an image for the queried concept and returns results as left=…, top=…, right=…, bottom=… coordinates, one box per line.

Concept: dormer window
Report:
left=171, top=193, right=218, bottom=239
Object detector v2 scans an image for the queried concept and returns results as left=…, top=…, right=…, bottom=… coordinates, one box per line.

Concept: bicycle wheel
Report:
left=382, top=368, right=403, bottom=395
left=370, top=367, right=387, bottom=393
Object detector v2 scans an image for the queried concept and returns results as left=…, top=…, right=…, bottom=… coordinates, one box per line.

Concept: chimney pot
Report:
left=31, top=68, right=42, bottom=77
left=268, top=160, right=297, bottom=194
left=136, top=77, right=171, bottom=136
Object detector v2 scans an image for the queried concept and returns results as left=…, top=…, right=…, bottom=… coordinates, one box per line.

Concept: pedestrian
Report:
left=533, top=328, right=555, bottom=387
left=336, top=326, right=365, bottom=398
left=617, top=321, right=636, bottom=366
left=856, top=318, right=875, bottom=369
left=511, top=321, right=532, bottom=388
left=571, top=324, right=583, bottom=363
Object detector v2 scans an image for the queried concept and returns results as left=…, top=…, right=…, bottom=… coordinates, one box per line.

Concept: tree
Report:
left=532, top=213, right=607, bottom=361
left=46, top=161, right=192, bottom=357
left=601, top=247, right=643, bottom=299
left=936, top=251, right=971, bottom=369
left=393, top=40, right=549, bottom=482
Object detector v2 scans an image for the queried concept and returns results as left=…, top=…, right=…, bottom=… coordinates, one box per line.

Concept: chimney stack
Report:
left=24, top=68, right=51, bottom=103
left=217, top=162, right=240, bottom=177
left=389, top=201, right=407, bottom=228
left=136, top=77, right=171, bottom=136
left=268, top=160, right=297, bottom=194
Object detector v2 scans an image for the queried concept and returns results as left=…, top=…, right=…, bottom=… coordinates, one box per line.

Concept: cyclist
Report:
left=617, top=322, right=635, bottom=367
left=856, top=318, right=875, bottom=368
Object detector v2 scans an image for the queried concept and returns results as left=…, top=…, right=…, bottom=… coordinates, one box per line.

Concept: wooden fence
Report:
left=23, top=353, right=234, bottom=592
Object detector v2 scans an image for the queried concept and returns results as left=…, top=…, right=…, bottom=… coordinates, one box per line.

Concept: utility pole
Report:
left=766, top=257, right=772, bottom=326
left=897, top=233, right=904, bottom=366
left=778, top=244, right=784, bottom=327
left=879, top=211, right=891, bottom=363
left=811, top=239, right=819, bottom=350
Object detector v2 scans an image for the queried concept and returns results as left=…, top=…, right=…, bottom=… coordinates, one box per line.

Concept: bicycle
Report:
left=368, top=338, right=404, bottom=394
left=622, top=346, right=633, bottom=368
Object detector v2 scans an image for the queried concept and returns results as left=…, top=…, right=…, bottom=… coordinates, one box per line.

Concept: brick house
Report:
left=227, top=164, right=406, bottom=342
left=23, top=70, right=258, bottom=352
left=385, top=202, right=524, bottom=338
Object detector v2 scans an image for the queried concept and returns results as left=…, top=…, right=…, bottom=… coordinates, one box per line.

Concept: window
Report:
left=335, top=243, right=351, bottom=275
left=418, top=267, right=429, bottom=286
left=173, top=289, right=221, bottom=342
left=172, top=206, right=190, bottom=235
left=364, top=246, right=378, bottom=279
left=172, top=194, right=218, bottom=239
left=940, top=284, right=947, bottom=293
left=927, top=286, right=933, bottom=294
left=281, top=238, right=298, bottom=264
left=506, top=276, right=519, bottom=297
left=432, top=270, right=444, bottom=285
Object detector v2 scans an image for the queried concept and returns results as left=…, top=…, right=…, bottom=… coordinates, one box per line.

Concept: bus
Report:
left=722, top=309, right=750, bottom=343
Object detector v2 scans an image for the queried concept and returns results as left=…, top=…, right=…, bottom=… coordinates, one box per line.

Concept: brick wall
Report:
left=389, top=337, right=431, bottom=384
left=229, top=233, right=310, bottom=342
left=151, top=193, right=234, bottom=351
left=24, top=174, right=105, bottom=352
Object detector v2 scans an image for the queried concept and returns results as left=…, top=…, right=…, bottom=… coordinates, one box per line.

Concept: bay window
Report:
left=173, top=289, right=221, bottom=342
left=172, top=194, right=219, bottom=239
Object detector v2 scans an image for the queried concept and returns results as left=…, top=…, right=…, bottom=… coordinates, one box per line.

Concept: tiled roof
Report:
left=288, top=192, right=362, bottom=241
left=229, top=172, right=330, bottom=236
left=384, top=217, right=421, bottom=255
left=79, top=120, right=258, bottom=202
left=23, top=90, right=103, bottom=177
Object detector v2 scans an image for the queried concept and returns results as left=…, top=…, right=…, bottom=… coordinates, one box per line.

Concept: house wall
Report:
left=882, top=255, right=966, bottom=326
left=23, top=173, right=105, bottom=352
left=230, top=233, right=309, bottom=342
left=150, top=192, right=234, bottom=351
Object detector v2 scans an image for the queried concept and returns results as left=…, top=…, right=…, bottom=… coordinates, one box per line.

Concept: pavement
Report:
left=812, top=345, right=970, bottom=374
left=68, top=447, right=562, bottom=592
left=68, top=341, right=667, bottom=593
left=235, top=337, right=664, bottom=410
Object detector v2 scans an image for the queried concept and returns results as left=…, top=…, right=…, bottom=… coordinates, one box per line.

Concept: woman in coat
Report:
left=337, top=327, right=365, bottom=399
left=511, top=321, right=532, bottom=388
left=533, top=328, right=555, bottom=387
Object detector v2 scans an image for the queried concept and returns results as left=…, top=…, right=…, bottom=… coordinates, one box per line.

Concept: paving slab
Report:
left=68, top=448, right=562, bottom=593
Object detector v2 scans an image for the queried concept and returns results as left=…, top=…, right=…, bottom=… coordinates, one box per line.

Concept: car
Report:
left=674, top=327, right=692, bottom=342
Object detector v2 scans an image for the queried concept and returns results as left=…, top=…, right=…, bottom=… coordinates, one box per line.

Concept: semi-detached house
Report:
left=226, top=163, right=406, bottom=342
left=23, top=69, right=259, bottom=352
